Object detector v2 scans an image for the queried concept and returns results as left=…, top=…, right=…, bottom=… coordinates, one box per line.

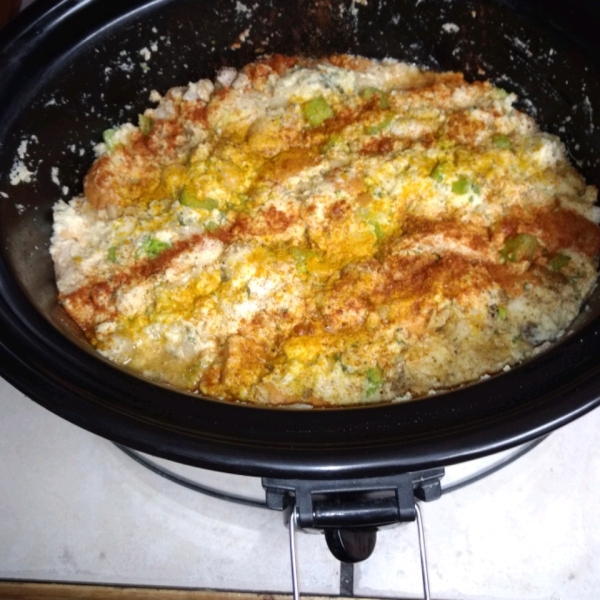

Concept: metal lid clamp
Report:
left=262, top=468, right=444, bottom=600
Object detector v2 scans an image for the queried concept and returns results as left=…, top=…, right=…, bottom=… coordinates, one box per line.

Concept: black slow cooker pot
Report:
left=1, top=0, right=600, bottom=480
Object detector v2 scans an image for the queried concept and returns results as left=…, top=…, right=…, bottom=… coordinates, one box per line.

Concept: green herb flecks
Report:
left=107, top=246, right=117, bottom=263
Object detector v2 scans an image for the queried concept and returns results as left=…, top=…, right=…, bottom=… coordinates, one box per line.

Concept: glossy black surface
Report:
left=1, top=0, right=600, bottom=478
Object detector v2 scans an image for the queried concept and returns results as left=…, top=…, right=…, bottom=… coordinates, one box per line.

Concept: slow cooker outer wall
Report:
left=1, top=0, right=600, bottom=478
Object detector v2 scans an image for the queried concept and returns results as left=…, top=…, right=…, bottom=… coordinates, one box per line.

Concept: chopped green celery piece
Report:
left=492, top=133, right=512, bottom=149
left=102, top=128, right=118, bottom=151
left=225, top=194, right=251, bottom=213
left=223, top=194, right=249, bottom=215
left=497, top=305, right=507, bottom=320
left=365, top=366, right=384, bottom=397
left=205, top=221, right=219, bottom=232
left=302, top=96, right=334, bottom=127
left=365, top=114, right=393, bottom=135
left=197, top=197, right=219, bottom=211
left=179, top=187, right=198, bottom=206
left=141, top=237, right=171, bottom=259
left=429, top=162, right=448, bottom=182
left=360, top=87, right=390, bottom=109
left=179, top=187, right=218, bottom=211
left=138, top=114, right=154, bottom=136
left=452, top=176, right=471, bottom=195
left=289, top=247, right=317, bottom=274
left=452, top=175, right=480, bottom=195
left=107, top=246, right=117, bottom=263
left=369, top=220, right=385, bottom=242
left=549, top=252, right=571, bottom=271
left=500, top=233, right=539, bottom=262
left=360, top=207, right=386, bottom=242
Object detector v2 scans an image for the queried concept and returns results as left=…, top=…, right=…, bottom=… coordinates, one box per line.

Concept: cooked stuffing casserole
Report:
left=50, top=55, right=600, bottom=406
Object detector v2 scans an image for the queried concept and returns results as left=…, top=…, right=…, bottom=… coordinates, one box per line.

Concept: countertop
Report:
left=2, top=375, right=600, bottom=600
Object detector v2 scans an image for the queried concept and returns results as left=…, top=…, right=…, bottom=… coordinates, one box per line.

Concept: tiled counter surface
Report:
left=1, top=375, right=600, bottom=600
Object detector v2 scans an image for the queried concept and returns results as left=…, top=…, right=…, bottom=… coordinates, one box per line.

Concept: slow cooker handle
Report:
left=263, top=469, right=444, bottom=598
left=263, top=468, right=444, bottom=528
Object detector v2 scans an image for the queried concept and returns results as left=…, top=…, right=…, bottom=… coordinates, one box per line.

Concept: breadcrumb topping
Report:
left=50, top=55, right=600, bottom=406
